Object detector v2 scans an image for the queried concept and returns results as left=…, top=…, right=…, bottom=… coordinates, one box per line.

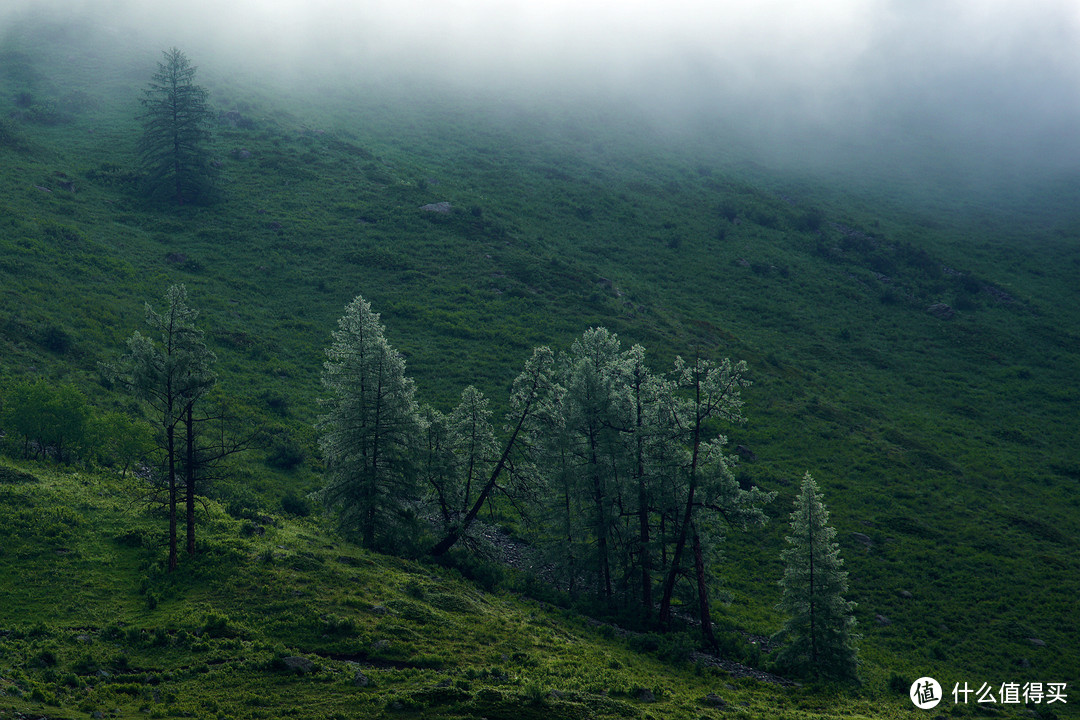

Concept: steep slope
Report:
left=0, top=460, right=909, bottom=720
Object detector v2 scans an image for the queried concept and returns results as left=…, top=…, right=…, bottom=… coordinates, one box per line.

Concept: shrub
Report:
left=266, top=435, right=305, bottom=470
left=202, top=613, right=237, bottom=638
left=0, top=118, right=25, bottom=148
left=281, top=491, right=311, bottom=517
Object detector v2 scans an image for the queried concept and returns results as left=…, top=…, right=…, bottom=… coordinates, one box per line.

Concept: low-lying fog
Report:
left=5, top=0, right=1080, bottom=210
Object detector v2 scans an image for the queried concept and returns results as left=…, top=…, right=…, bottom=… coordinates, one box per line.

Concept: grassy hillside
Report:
left=0, top=459, right=922, bottom=720
left=1, top=15, right=1078, bottom=719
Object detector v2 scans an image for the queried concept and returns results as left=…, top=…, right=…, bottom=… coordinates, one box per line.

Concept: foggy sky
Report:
left=5, top=0, right=1080, bottom=192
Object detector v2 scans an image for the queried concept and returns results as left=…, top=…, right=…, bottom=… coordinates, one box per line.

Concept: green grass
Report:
left=0, top=460, right=919, bottom=720
left=0, top=15, right=1078, bottom=719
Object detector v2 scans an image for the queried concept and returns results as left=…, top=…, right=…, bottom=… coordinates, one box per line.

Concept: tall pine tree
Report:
left=317, top=295, right=421, bottom=549
left=775, top=472, right=859, bottom=681
left=137, top=47, right=215, bottom=204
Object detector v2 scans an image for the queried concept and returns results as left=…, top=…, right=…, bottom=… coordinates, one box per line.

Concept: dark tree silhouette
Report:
left=137, top=47, right=215, bottom=204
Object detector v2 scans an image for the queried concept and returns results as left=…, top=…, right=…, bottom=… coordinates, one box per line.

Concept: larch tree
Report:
left=430, top=346, right=560, bottom=557
left=775, top=472, right=859, bottom=682
left=657, top=355, right=750, bottom=629
left=559, top=327, right=631, bottom=602
left=317, top=295, right=421, bottom=549
left=137, top=47, right=216, bottom=205
left=449, top=385, right=498, bottom=518
left=106, top=284, right=216, bottom=572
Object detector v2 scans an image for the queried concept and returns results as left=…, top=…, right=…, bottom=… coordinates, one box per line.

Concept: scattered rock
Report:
left=420, top=201, right=452, bottom=213
left=1019, top=658, right=1032, bottom=668
left=703, top=693, right=727, bottom=708
left=926, top=303, right=955, bottom=320
left=897, top=589, right=914, bottom=599
left=164, top=252, right=188, bottom=265
left=1028, top=638, right=1046, bottom=647
left=353, top=669, right=370, bottom=687
left=690, top=652, right=795, bottom=687
left=282, top=656, right=314, bottom=674
left=736, top=444, right=757, bottom=461
left=267, top=221, right=283, bottom=231
left=370, top=605, right=389, bottom=616
left=875, top=614, right=892, bottom=626
left=637, top=689, right=656, bottom=703
left=34, top=185, right=51, bottom=192
left=58, top=180, right=76, bottom=192
left=984, top=285, right=1015, bottom=303
left=76, top=634, right=92, bottom=643
left=231, top=147, right=252, bottom=159
left=851, top=532, right=873, bottom=547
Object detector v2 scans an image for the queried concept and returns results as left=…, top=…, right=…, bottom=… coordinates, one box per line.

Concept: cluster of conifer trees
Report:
left=318, top=294, right=858, bottom=680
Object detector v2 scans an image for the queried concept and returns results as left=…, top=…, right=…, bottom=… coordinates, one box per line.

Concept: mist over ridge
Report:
left=5, top=0, right=1080, bottom=211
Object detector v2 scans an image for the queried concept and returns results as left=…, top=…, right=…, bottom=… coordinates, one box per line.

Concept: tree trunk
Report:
left=167, top=420, right=178, bottom=573
left=431, top=401, right=530, bottom=556
left=693, top=528, right=718, bottom=652
left=639, top=486, right=652, bottom=617
left=185, top=403, right=196, bottom=555
left=634, top=383, right=652, bottom=617
left=589, top=429, right=612, bottom=601
left=808, top=494, right=817, bottom=669
left=659, top=372, right=704, bottom=627
left=659, top=428, right=702, bottom=626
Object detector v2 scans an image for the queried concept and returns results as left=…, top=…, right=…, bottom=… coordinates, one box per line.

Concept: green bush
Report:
left=281, top=491, right=311, bottom=517
left=0, top=379, right=90, bottom=463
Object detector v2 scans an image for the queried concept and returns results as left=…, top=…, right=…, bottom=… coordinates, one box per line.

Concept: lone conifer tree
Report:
left=106, top=284, right=215, bottom=572
left=775, top=472, right=859, bottom=681
left=137, top=47, right=215, bottom=204
left=317, top=296, right=421, bottom=548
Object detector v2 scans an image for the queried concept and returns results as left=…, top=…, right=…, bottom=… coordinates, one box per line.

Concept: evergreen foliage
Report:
left=105, top=284, right=216, bottom=571
left=529, top=328, right=772, bottom=641
left=775, top=472, right=859, bottom=682
left=422, top=386, right=499, bottom=535
left=316, top=295, right=421, bottom=549
left=136, top=47, right=215, bottom=204
left=430, top=345, right=560, bottom=556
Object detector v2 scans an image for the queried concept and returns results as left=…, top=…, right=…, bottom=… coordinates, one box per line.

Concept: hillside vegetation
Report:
left=0, top=15, right=1077, bottom=720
